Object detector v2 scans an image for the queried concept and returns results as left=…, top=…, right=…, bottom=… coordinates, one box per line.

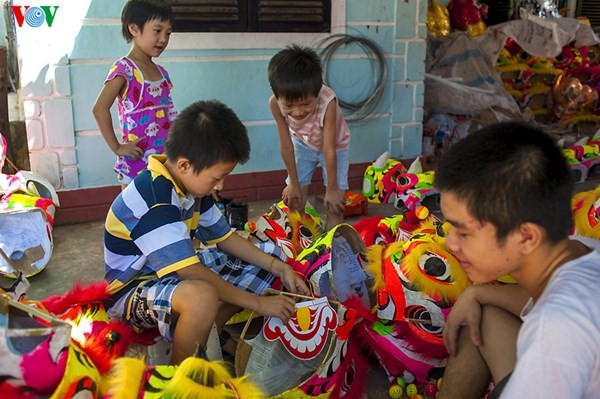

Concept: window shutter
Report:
left=578, top=0, right=600, bottom=30
left=169, top=0, right=331, bottom=33
left=480, top=0, right=513, bottom=26
left=249, top=0, right=331, bottom=32
left=170, top=0, right=247, bottom=32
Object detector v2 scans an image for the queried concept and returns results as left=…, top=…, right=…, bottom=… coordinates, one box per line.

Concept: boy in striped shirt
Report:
left=104, top=100, right=309, bottom=364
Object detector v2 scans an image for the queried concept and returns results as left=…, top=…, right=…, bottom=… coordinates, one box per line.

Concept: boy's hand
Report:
left=282, top=184, right=304, bottom=212
left=256, top=294, right=297, bottom=323
left=270, top=259, right=310, bottom=295
left=280, top=264, right=310, bottom=295
left=115, top=138, right=144, bottom=160
left=324, top=188, right=345, bottom=214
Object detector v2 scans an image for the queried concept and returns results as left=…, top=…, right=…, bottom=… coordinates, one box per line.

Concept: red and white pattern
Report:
left=263, top=297, right=338, bottom=360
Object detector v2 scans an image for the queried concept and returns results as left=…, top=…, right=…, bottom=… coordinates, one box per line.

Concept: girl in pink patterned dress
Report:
left=93, top=0, right=177, bottom=186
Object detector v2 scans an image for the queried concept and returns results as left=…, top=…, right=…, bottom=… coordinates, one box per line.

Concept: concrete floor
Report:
left=0, top=196, right=398, bottom=398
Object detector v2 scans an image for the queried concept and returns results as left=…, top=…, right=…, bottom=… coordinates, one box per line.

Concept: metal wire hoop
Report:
left=318, top=34, right=387, bottom=120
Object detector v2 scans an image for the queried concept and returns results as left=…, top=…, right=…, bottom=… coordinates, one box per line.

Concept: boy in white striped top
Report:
left=268, top=45, right=351, bottom=230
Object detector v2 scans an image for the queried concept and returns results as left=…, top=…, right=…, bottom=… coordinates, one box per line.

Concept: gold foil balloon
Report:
left=427, top=0, right=450, bottom=37
left=467, top=20, right=486, bottom=37
left=552, top=73, right=598, bottom=122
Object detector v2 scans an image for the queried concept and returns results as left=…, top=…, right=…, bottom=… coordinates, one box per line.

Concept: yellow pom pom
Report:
left=415, top=205, right=429, bottom=220
left=244, top=221, right=256, bottom=233
left=406, top=383, right=418, bottom=397
left=388, top=383, right=403, bottom=398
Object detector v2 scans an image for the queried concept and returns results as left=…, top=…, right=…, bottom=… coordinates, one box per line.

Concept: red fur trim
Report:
left=353, top=215, right=383, bottom=231
left=0, top=382, right=38, bottom=399
left=342, top=295, right=378, bottom=325
left=41, top=280, right=110, bottom=315
left=329, top=332, right=372, bottom=399
left=82, top=320, right=139, bottom=373
left=131, top=327, right=161, bottom=344
left=353, top=216, right=384, bottom=245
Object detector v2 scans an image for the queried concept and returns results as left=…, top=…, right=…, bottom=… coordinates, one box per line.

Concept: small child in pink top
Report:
left=93, top=0, right=177, bottom=187
left=268, top=45, right=351, bottom=230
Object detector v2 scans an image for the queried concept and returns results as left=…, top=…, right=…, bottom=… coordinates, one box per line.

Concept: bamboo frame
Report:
left=265, top=288, right=433, bottom=325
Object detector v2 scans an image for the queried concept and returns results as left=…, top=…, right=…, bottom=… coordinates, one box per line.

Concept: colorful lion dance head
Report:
left=364, top=219, right=472, bottom=383
left=572, top=185, right=600, bottom=239
left=247, top=201, right=323, bottom=262
left=394, top=158, right=440, bottom=215
left=362, top=152, right=406, bottom=204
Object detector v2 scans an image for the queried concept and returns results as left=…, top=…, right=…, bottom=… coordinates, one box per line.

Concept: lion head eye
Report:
left=396, top=175, right=411, bottom=188
left=419, top=252, right=451, bottom=282
left=374, top=235, right=387, bottom=245
left=299, top=225, right=312, bottom=239
left=396, top=173, right=418, bottom=193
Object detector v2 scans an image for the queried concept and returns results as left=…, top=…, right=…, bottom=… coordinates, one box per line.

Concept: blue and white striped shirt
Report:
left=104, top=154, right=232, bottom=293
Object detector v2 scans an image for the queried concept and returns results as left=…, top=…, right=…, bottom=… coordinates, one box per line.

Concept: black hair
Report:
left=268, top=44, right=323, bottom=100
left=121, top=0, right=174, bottom=43
left=165, top=100, right=250, bottom=173
left=435, top=121, right=574, bottom=244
